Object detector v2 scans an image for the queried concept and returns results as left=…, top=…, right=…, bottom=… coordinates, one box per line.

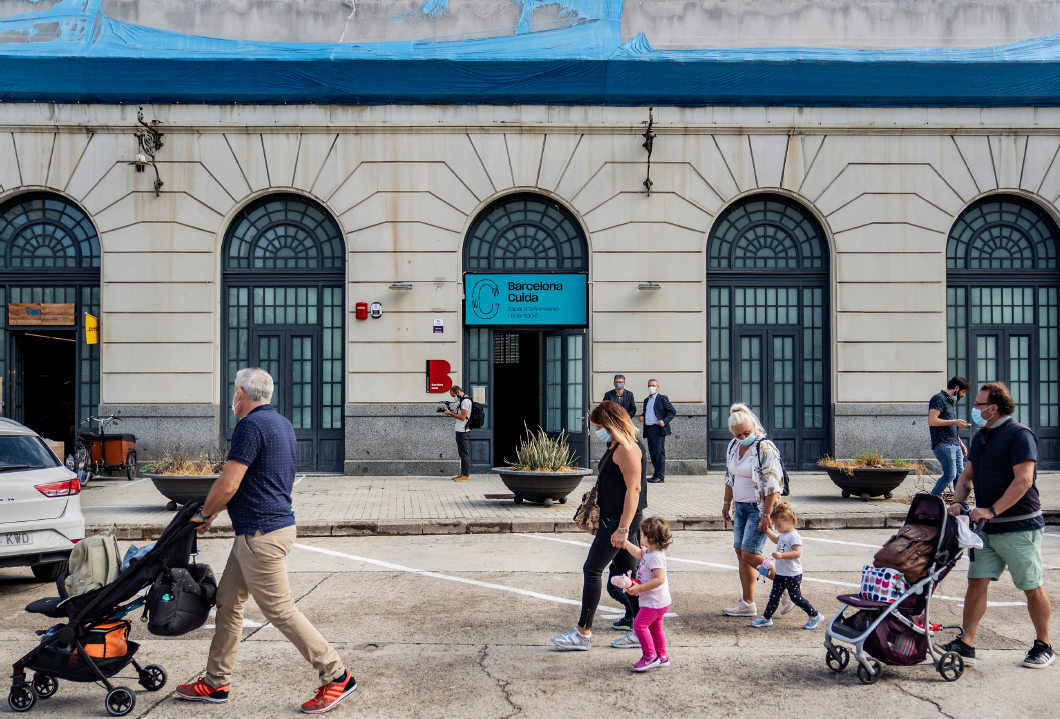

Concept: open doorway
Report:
left=492, top=331, right=540, bottom=467
left=13, top=330, right=76, bottom=458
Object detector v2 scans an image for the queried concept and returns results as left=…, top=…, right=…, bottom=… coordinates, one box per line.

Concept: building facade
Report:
left=3, top=1, right=1060, bottom=474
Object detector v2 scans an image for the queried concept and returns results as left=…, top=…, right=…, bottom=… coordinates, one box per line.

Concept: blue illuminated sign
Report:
left=464, top=273, right=587, bottom=327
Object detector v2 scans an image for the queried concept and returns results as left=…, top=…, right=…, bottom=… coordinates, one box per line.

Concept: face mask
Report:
left=648, top=386, right=658, bottom=396
left=614, top=383, right=624, bottom=390
left=971, top=408, right=990, bottom=427
left=594, top=427, right=612, bottom=443
left=738, top=432, right=757, bottom=446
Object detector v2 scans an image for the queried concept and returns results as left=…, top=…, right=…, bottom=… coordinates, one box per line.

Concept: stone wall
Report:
left=2, top=104, right=1058, bottom=473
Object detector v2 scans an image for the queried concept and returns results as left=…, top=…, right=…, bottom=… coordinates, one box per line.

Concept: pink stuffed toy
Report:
left=609, top=570, right=640, bottom=589
left=756, top=557, right=775, bottom=577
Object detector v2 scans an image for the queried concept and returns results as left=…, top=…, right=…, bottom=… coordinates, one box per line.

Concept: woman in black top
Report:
left=551, top=400, right=646, bottom=651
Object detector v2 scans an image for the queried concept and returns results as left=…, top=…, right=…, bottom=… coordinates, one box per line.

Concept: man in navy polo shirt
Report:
left=941, top=381, right=1053, bottom=669
left=177, top=367, right=357, bottom=713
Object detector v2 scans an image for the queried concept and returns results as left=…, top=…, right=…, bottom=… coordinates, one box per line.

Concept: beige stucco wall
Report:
left=1, top=104, right=1059, bottom=416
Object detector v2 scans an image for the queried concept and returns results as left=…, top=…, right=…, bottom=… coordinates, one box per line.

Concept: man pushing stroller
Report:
left=177, top=368, right=358, bottom=713
left=940, top=381, right=1054, bottom=670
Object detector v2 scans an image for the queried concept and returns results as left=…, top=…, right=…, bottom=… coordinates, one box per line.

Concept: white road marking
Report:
left=798, top=536, right=882, bottom=549
left=293, top=543, right=627, bottom=617
left=204, top=607, right=267, bottom=630
left=516, top=534, right=1025, bottom=608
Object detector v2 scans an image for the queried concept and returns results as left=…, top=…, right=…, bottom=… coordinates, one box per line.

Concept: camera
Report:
left=436, top=400, right=457, bottom=414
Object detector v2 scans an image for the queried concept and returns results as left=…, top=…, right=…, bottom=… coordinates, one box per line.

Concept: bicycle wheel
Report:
left=75, top=444, right=92, bottom=485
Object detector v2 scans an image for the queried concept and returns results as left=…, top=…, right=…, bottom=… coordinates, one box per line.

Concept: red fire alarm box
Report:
left=426, top=360, right=453, bottom=393
left=355, top=302, right=368, bottom=320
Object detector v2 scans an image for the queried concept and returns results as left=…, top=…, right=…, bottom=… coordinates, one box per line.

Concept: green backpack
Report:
left=64, top=524, right=121, bottom=597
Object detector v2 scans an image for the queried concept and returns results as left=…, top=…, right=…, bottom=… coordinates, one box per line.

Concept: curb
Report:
left=89, top=510, right=1060, bottom=541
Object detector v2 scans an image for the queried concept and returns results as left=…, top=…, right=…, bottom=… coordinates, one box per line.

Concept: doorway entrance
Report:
left=221, top=195, right=345, bottom=473
left=467, top=327, right=588, bottom=472
left=12, top=330, right=76, bottom=456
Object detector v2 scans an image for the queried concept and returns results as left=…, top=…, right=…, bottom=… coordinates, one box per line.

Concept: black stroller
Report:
left=8, top=502, right=208, bottom=716
left=823, top=493, right=969, bottom=684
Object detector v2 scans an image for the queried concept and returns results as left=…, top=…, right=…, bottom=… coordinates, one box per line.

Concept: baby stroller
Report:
left=8, top=502, right=211, bottom=716
left=823, top=493, right=969, bottom=684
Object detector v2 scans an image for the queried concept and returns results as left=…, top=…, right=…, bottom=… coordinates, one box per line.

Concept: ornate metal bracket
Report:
left=130, top=107, right=165, bottom=196
left=641, top=107, right=656, bottom=195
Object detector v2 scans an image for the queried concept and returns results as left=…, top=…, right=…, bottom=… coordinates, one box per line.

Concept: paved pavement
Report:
left=2, top=528, right=1058, bottom=718
left=81, top=472, right=1060, bottom=540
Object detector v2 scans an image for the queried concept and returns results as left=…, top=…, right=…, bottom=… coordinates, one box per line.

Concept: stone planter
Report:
left=490, top=467, right=594, bottom=507
left=823, top=467, right=912, bottom=501
left=145, top=473, right=218, bottom=511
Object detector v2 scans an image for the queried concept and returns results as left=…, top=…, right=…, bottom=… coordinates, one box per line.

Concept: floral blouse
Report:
left=724, top=438, right=783, bottom=510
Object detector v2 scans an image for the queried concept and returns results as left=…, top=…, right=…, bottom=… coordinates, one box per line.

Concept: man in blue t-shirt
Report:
left=940, top=382, right=1054, bottom=670
left=176, top=368, right=357, bottom=714
left=927, top=375, right=970, bottom=502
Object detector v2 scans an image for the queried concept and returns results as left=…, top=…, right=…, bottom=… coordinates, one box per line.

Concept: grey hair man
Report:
left=177, top=367, right=357, bottom=713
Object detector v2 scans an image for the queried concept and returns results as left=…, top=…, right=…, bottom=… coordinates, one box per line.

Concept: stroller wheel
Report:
left=825, top=647, right=850, bottom=672
left=8, top=685, right=36, bottom=712
left=938, top=651, right=965, bottom=682
left=105, top=686, right=136, bottom=717
left=856, top=659, right=883, bottom=685
left=139, top=664, right=167, bottom=691
left=31, top=674, right=57, bottom=699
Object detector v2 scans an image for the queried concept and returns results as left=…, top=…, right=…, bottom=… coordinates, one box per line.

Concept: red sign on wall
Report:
left=426, top=360, right=453, bottom=393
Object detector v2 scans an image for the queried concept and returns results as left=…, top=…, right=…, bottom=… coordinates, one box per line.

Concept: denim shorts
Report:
left=733, top=501, right=767, bottom=555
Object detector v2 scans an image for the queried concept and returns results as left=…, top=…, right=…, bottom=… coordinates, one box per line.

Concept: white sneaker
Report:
left=779, top=594, right=795, bottom=616
left=610, top=631, right=640, bottom=649
left=550, top=628, right=591, bottom=651
left=803, top=613, right=827, bottom=630
left=723, top=599, right=758, bottom=617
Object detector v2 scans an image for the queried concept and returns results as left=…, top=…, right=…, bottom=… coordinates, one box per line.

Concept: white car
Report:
left=0, top=418, right=85, bottom=582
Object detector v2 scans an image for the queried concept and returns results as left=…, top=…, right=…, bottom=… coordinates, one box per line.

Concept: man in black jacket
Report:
left=639, top=379, right=677, bottom=484
left=602, top=374, right=637, bottom=418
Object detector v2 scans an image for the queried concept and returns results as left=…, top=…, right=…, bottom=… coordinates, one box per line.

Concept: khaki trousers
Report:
left=205, top=525, right=345, bottom=688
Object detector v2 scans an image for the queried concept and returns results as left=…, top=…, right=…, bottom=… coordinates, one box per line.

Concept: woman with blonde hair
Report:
left=720, top=403, right=784, bottom=618
left=551, top=400, right=647, bottom=651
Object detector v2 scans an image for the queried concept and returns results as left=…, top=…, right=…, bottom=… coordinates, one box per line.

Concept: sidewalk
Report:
left=81, top=472, right=1060, bottom=540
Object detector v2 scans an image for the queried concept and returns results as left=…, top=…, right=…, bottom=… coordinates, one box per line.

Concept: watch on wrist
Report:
left=196, top=511, right=207, bottom=521
left=618, top=527, right=629, bottom=533
left=987, top=505, right=997, bottom=518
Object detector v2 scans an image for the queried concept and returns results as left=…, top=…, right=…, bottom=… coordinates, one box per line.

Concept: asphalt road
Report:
left=2, top=528, right=1058, bottom=718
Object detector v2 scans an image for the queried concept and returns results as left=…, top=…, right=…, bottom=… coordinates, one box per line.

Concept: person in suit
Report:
left=639, top=379, right=676, bottom=484
left=603, top=374, right=637, bottom=419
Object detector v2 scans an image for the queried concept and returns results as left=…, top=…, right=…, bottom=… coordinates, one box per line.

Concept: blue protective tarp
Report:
left=3, top=0, right=1060, bottom=106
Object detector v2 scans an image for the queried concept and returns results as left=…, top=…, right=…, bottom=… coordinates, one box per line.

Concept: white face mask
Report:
left=648, top=386, right=658, bottom=396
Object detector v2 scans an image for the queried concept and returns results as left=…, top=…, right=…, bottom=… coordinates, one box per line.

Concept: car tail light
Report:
left=35, top=479, right=81, bottom=497
left=71, top=538, right=83, bottom=544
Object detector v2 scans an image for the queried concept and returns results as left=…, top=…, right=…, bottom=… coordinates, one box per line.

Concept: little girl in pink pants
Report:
left=621, top=517, right=673, bottom=672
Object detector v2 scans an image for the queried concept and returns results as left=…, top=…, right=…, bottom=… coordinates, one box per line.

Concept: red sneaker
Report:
left=176, top=677, right=229, bottom=703
left=301, top=671, right=357, bottom=714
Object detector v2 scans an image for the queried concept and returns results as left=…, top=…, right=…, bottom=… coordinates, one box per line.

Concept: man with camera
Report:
left=441, top=385, right=472, bottom=482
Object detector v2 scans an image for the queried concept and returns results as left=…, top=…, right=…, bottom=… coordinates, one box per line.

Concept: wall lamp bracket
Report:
left=638, top=282, right=661, bottom=291
left=127, top=107, right=164, bottom=196
left=389, top=282, right=414, bottom=291
left=641, top=107, right=656, bottom=195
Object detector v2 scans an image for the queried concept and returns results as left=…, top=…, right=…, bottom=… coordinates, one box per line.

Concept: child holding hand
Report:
left=751, top=501, right=826, bottom=629
left=621, top=516, right=673, bottom=672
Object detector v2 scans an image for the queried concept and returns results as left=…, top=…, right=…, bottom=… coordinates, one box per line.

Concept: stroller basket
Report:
left=27, top=642, right=140, bottom=683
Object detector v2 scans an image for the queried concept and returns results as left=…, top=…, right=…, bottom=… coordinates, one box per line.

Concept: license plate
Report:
left=3, top=532, right=31, bottom=546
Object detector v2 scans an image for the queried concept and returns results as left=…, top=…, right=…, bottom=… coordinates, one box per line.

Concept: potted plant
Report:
left=491, top=428, right=593, bottom=506
left=818, top=452, right=926, bottom=501
left=142, top=443, right=226, bottom=510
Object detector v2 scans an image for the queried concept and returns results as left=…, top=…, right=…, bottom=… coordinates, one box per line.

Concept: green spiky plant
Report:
left=506, top=425, right=576, bottom=472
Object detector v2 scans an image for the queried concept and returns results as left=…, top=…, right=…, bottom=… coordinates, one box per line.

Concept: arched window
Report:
left=947, top=198, right=1058, bottom=270
left=0, top=193, right=101, bottom=429
left=706, top=195, right=830, bottom=470
left=221, top=195, right=345, bottom=472
left=225, top=196, right=344, bottom=271
left=946, top=196, right=1060, bottom=466
left=464, top=194, right=587, bottom=271
left=709, top=197, right=824, bottom=270
left=0, top=195, right=100, bottom=269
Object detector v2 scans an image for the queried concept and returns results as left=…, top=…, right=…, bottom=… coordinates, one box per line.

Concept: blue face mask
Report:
left=594, top=427, right=612, bottom=443
left=971, top=408, right=987, bottom=427
left=738, top=432, right=757, bottom=446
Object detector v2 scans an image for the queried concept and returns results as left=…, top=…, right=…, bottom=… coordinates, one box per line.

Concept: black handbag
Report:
left=144, top=564, right=217, bottom=636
